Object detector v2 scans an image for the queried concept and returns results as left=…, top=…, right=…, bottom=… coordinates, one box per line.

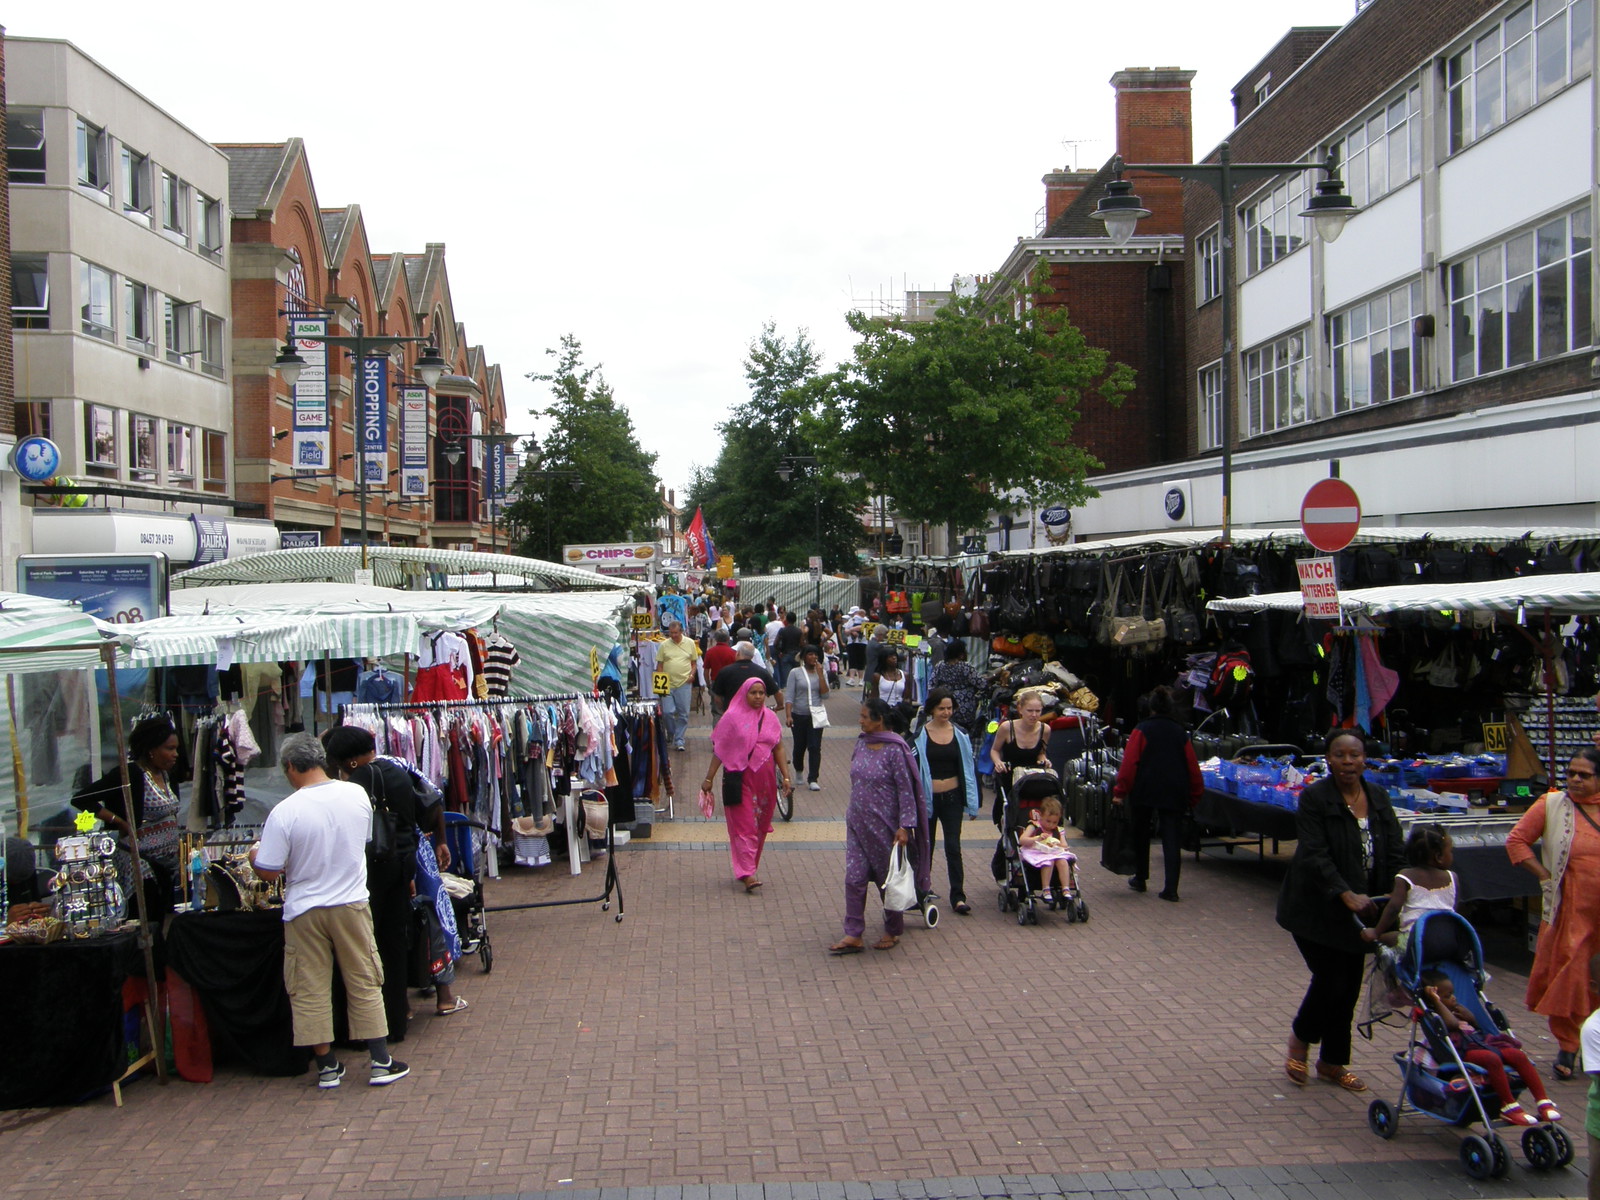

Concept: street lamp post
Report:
left=442, top=431, right=521, bottom=553
left=272, top=311, right=447, bottom=569
left=777, top=455, right=822, bottom=609
left=1090, top=145, right=1358, bottom=544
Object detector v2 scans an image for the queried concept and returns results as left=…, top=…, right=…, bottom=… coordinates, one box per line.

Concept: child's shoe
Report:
left=1499, top=1102, right=1539, bottom=1127
left=1537, top=1099, right=1563, bottom=1122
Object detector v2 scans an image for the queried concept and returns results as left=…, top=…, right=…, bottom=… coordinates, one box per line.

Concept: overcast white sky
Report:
left=8, top=0, right=1360, bottom=498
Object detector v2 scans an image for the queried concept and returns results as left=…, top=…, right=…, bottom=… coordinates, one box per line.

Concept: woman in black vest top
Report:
left=1111, top=686, right=1203, bottom=901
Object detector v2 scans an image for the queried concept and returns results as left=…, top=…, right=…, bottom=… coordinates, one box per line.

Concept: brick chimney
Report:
left=1109, top=67, right=1195, bottom=237
left=1043, top=170, right=1099, bottom=228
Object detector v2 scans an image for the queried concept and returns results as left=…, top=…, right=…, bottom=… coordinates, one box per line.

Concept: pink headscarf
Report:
left=711, top=676, right=781, bottom=771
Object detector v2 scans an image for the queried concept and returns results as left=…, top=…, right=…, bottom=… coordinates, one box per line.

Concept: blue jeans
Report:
left=663, top=683, right=692, bottom=745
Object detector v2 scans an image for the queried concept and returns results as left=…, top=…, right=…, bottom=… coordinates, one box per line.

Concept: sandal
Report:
left=743, top=878, right=763, bottom=893
left=1499, top=1102, right=1539, bottom=1127
left=1315, top=1062, right=1367, bottom=1092
left=1554, top=1050, right=1578, bottom=1081
left=872, top=935, right=899, bottom=951
left=953, top=901, right=973, bottom=916
left=435, top=997, right=469, bottom=1017
left=827, top=940, right=864, bottom=956
left=1537, top=1099, right=1563, bottom=1122
left=1285, top=1057, right=1310, bottom=1086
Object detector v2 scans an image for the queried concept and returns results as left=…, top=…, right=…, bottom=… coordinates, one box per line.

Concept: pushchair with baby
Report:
left=1363, top=910, right=1571, bottom=1178
left=994, top=766, right=1087, bottom=925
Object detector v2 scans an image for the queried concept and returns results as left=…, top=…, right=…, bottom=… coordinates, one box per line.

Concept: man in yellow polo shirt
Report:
left=657, top=621, right=701, bottom=751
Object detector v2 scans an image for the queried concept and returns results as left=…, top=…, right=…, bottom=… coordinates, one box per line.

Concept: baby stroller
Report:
left=1365, top=910, right=1571, bottom=1178
left=995, top=767, right=1087, bottom=925
left=442, top=812, right=493, bottom=972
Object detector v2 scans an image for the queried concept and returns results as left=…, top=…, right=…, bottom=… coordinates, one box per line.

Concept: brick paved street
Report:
left=0, top=686, right=1589, bottom=1200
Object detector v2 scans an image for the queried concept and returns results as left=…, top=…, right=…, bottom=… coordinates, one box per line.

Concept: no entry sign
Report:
left=1300, top=478, right=1362, bottom=553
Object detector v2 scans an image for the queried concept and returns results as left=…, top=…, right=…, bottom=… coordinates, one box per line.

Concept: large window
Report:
left=15, top=401, right=51, bottom=441
left=124, top=279, right=153, bottom=350
left=13, top=256, right=49, bottom=329
left=80, top=262, right=115, bottom=340
left=203, top=430, right=228, bottom=494
left=164, top=296, right=196, bottom=364
left=1196, top=226, right=1222, bottom=305
left=161, top=170, right=189, bottom=242
left=120, top=147, right=153, bottom=223
left=76, top=119, right=108, bottom=195
left=1244, top=329, right=1310, bottom=436
left=1197, top=361, right=1224, bottom=450
left=85, top=404, right=118, bottom=476
left=1330, top=85, right=1421, bottom=207
left=198, top=194, right=224, bottom=260
left=1330, top=280, right=1426, bottom=412
left=1448, top=0, right=1594, bottom=153
left=200, top=312, right=226, bottom=378
left=1449, top=206, right=1593, bottom=380
left=1241, top=169, right=1313, bottom=276
left=7, top=108, right=45, bottom=184
left=168, top=423, right=195, bottom=484
left=130, top=414, right=159, bottom=481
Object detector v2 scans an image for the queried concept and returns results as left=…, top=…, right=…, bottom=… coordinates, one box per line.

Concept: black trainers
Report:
left=317, top=1061, right=345, bottom=1089
left=369, top=1058, right=410, bottom=1086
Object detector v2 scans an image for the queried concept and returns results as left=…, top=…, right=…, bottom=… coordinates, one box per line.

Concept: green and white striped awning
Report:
left=103, top=612, right=421, bottom=668
left=0, top=592, right=116, bottom=673
left=172, top=546, right=631, bottom=592
left=1005, top=526, right=1600, bottom=559
left=733, top=573, right=861, bottom=616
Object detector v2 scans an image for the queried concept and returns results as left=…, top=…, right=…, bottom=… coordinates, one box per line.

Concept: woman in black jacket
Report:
left=1276, top=729, right=1404, bottom=1093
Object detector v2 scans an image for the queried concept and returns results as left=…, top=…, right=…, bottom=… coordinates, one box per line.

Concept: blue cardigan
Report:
left=914, top=725, right=978, bottom=819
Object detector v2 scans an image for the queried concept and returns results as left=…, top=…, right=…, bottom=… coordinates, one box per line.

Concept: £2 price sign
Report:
left=652, top=671, right=671, bottom=696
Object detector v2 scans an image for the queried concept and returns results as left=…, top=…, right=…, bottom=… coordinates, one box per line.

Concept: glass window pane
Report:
left=1346, top=145, right=1366, bottom=207
left=1480, top=283, right=1506, bottom=372
left=1505, top=37, right=1534, bottom=117
left=1370, top=329, right=1391, bottom=404
left=1368, top=125, right=1388, bottom=197
left=1537, top=218, right=1566, bottom=267
left=1408, top=111, right=1422, bottom=179
left=87, top=405, right=117, bottom=465
left=1369, top=292, right=1389, bottom=328
left=1574, top=0, right=1594, bottom=77
left=1350, top=304, right=1369, bottom=340
left=1452, top=298, right=1475, bottom=379
left=1449, top=81, right=1469, bottom=152
left=1507, top=230, right=1535, bottom=279
left=1509, top=2, right=1534, bottom=41
left=1479, top=245, right=1503, bottom=288
left=1475, top=44, right=1503, bottom=135
left=1538, top=263, right=1570, bottom=355
left=1572, top=248, right=1592, bottom=348
left=1537, top=10, right=1568, bottom=101
left=1391, top=339, right=1413, bottom=397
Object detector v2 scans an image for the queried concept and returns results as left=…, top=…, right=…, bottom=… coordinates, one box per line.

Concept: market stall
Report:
left=171, top=544, right=633, bottom=592
left=731, top=571, right=860, bottom=616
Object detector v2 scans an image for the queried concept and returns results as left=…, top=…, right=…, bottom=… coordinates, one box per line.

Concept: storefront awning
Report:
left=1205, top=572, right=1600, bottom=619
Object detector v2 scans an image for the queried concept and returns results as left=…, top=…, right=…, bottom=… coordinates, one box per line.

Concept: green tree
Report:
left=806, top=271, right=1134, bottom=536
left=503, top=335, right=661, bottom=561
left=685, top=324, right=865, bottom=574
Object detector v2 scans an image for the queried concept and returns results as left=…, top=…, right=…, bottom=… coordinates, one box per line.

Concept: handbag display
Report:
left=1110, top=564, right=1165, bottom=648
left=881, top=844, right=916, bottom=911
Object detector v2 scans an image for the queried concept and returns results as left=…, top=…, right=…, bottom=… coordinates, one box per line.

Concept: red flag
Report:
left=685, top=507, right=712, bottom=568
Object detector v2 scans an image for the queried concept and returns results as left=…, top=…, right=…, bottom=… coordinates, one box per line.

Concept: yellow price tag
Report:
left=631, top=613, right=655, bottom=630
left=1482, top=722, right=1508, bottom=753
left=886, top=628, right=907, bottom=645
left=590, top=647, right=602, bottom=682
left=652, top=671, right=671, bottom=696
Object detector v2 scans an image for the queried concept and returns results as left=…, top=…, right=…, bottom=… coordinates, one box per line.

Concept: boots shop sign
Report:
left=562, top=542, right=660, bottom=580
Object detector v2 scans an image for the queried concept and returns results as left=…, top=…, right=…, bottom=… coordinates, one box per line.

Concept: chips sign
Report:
left=1300, top=478, right=1362, bottom=553
left=1296, top=557, right=1342, bottom=619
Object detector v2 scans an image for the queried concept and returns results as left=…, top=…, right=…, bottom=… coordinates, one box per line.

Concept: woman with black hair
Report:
left=73, top=715, right=184, bottom=917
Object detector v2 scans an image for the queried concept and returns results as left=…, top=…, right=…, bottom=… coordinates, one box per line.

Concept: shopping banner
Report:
left=399, top=385, right=429, bottom=498
left=359, top=355, right=388, bottom=485
left=684, top=506, right=712, bottom=568
left=290, top=316, right=329, bottom=469
left=491, top=440, right=508, bottom=498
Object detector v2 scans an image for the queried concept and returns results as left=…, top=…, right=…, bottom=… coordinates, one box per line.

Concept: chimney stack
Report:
left=1043, top=169, right=1099, bottom=229
left=1109, top=67, right=1196, bottom=237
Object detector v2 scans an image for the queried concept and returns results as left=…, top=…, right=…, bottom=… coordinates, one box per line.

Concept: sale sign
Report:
left=1296, top=557, right=1342, bottom=620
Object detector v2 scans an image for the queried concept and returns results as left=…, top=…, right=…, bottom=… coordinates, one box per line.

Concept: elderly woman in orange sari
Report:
left=1507, top=746, right=1600, bottom=1081
left=702, top=677, right=794, bottom=893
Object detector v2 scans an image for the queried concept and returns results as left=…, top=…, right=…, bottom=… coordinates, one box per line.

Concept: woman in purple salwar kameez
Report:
left=830, top=697, right=928, bottom=954
left=702, top=677, right=794, bottom=893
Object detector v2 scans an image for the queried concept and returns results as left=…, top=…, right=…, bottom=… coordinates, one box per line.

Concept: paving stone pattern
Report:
left=0, top=686, right=1588, bottom=1200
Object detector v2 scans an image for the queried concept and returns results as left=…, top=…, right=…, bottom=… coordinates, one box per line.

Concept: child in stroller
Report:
left=996, top=768, right=1087, bottom=924
left=1365, top=910, right=1572, bottom=1179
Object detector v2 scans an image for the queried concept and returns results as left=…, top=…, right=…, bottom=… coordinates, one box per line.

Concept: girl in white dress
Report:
left=1362, top=824, right=1456, bottom=951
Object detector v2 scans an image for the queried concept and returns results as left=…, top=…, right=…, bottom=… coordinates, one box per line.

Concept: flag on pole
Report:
left=685, top=507, right=714, bottom=568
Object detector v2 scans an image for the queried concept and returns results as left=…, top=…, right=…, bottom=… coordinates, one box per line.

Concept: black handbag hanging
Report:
left=1100, top=802, right=1139, bottom=876
left=366, top=766, right=400, bottom=865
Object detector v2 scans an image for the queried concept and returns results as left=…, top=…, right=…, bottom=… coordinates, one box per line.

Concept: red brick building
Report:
left=223, top=140, right=510, bottom=549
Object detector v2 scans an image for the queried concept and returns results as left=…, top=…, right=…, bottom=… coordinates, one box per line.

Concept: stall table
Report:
left=0, top=930, right=152, bottom=1108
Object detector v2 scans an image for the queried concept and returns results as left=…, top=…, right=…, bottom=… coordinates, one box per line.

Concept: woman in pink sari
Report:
left=701, top=677, right=794, bottom=892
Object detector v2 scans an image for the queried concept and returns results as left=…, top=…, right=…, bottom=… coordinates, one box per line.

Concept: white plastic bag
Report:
left=881, top=844, right=916, bottom=911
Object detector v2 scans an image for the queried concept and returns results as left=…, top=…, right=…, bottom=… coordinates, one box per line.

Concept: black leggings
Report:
left=929, top=788, right=967, bottom=903
left=1130, top=805, right=1183, bottom=894
left=1291, top=934, right=1366, bottom=1067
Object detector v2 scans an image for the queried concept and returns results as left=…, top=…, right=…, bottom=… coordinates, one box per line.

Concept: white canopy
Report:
left=735, top=573, right=860, bottom=615
left=0, top=592, right=116, bottom=673
left=1205, top=572, right=1600, bottom=618
left=1004, top=526, right=1600, bottom=559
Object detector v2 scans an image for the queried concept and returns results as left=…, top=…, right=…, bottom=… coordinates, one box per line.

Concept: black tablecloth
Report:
left=165, top=911, right=308, bottom=1077
left=0, top=930, right=142, bottom=1108
left=1447, top=843, right=1540, bottom=904
left=1195, top=788, right=1300, bottom=843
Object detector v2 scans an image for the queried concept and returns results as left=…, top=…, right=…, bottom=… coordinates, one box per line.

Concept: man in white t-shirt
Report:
left=251, top=732, right=409, bottom=1089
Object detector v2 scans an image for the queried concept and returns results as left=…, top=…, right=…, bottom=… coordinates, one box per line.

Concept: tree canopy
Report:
left=684, top=323, right=865, bottom=574
left=502, top=335, right=661, bottom=561
left=805, top=272, right=1134, bottom=535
